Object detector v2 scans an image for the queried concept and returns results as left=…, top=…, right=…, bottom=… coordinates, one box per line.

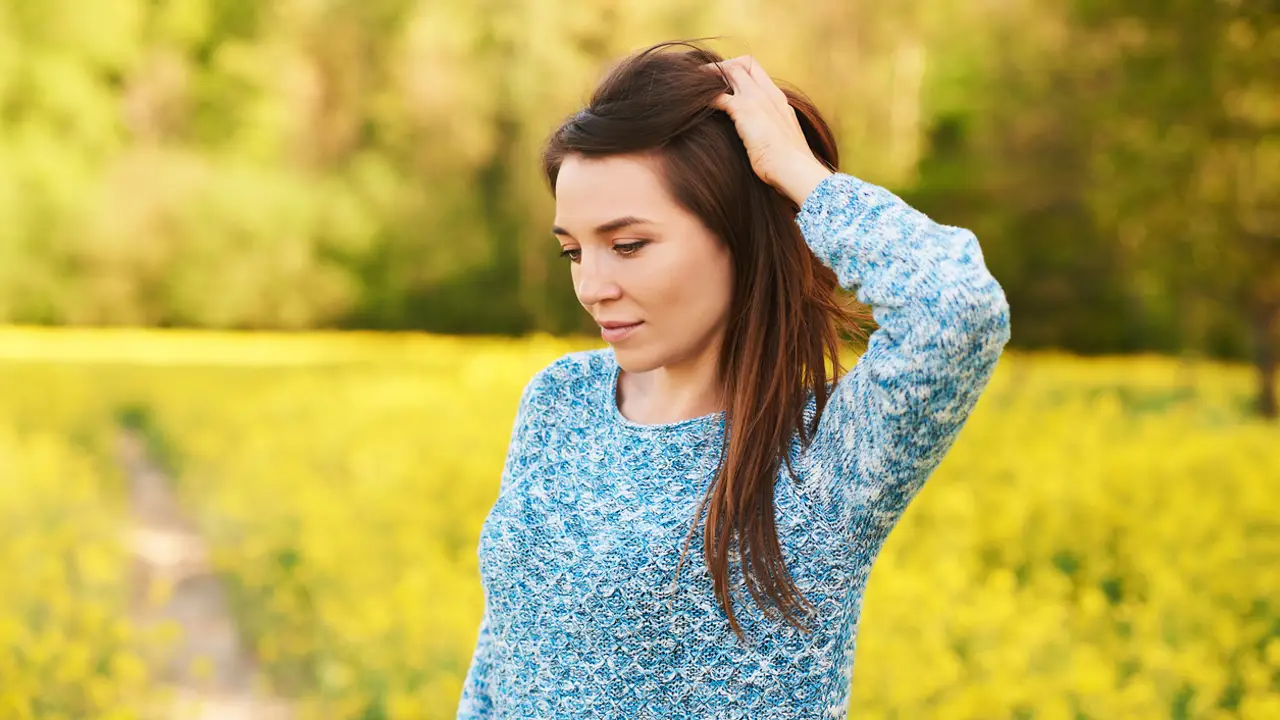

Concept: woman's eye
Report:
left=615, top=240, right=648, bottom=255
left=558, top=241, right=646, bottom=263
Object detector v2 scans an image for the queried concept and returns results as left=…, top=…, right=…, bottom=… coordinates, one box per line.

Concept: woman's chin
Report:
left=612, top=348, right=658, bottom=375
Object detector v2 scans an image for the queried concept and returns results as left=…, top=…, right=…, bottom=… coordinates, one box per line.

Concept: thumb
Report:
left=710, top=92, right=735, bottom=114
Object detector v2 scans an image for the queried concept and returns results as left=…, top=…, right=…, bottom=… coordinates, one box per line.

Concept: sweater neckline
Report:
left=605, top=351, right=726, bottom=432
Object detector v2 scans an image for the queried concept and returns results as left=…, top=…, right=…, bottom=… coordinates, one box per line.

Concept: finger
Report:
left=704, top=56, right=754, bottom=89
left=721, top=61, right=768, bottom=104
left=701, top=59, right=757, bottom=93
left=698, top=60, right=733, bottom=87
left=735, top=55, right=791, bottom=110
left=708, top=56, right=789, bottom=111
left=699, top=59, right=738, bottom=84
left=703, top=58, right=779, bottom=115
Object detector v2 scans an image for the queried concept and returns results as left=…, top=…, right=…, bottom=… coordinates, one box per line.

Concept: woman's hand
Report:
left=702, top=55, right=834, bottom=207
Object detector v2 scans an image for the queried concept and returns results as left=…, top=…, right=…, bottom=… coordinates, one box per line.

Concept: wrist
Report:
left=774, top=156, right=834, bottom=208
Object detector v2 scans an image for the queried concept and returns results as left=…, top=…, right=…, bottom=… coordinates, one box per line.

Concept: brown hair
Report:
left=541, top=39, right=868, bottom=641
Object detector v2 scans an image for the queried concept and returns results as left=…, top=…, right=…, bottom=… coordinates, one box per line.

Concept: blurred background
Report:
left=0, top=1, right=1276, bottom=718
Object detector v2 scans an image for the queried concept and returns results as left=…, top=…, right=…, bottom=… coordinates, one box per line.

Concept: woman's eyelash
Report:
left=615, top=240, right=648, bottom=254
left=558, top=240, right=648, bottom=261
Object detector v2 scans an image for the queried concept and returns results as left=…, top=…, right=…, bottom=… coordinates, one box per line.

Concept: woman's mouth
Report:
left=600, top=321, right=643, bottom=343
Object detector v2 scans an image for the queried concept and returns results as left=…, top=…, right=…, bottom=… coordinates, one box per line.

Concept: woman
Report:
left=458, top=40, right=1011, bottom=719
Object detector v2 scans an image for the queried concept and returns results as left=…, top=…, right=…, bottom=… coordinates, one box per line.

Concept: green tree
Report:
left=1071, top=0, right=1280, bottom=416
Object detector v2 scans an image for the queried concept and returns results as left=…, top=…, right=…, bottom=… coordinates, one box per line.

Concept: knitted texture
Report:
left=457, top=172, right=1012, bottom=719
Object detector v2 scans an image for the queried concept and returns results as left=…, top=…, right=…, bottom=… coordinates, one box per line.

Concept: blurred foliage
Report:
left=0, top=1, right=1273, bottom=359
left=1, top=328, right=1277, bottom=717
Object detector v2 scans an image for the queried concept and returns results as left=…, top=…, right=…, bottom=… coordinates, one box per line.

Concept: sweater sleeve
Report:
left=457, top=373, right=543, bottom=719
left=793, top=171, right=1011, bottom=539
left=456, top=603, right=497, bottom=719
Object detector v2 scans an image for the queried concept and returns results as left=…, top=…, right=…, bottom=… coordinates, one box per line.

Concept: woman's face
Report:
left=553, top=153, right=734, bottom=373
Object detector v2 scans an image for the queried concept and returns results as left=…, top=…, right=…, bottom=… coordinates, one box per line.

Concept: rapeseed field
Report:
left=1, top=328, right=1275, bottom=718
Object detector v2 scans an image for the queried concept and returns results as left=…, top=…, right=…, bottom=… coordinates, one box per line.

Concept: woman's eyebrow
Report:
left=552, top=215, right=654, bottom=238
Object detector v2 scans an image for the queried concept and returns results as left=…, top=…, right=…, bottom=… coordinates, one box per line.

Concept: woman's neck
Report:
left=617, top=350, right=726, bottom=425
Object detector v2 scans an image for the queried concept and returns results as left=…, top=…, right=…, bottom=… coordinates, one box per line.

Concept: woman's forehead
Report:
left=556, top=154, right=666, bottom=198
left=553, top=155, right=684, bottom=232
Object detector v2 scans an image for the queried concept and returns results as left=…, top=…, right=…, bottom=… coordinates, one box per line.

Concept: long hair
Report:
left=541, top=39, right=868, bottom=641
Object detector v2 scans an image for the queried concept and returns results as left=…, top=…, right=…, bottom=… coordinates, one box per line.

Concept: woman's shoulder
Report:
left=521, top=346, right=614, bottom=407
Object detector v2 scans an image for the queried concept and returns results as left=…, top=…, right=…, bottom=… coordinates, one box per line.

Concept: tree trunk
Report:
left=1253, top=299, right=1278, bottom=420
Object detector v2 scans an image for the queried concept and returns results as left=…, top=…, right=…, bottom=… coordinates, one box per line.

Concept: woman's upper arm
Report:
left=791, top=172, right=1011, bottom=537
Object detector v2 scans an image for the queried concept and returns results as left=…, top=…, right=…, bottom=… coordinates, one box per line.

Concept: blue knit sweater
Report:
left=457, top=172, right=1012, bottom=719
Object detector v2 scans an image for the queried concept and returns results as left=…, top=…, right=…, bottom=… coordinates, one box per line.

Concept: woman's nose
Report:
left=574, top=253, right=623, bottom=305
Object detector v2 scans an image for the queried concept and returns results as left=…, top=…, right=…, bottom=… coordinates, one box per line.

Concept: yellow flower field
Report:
left=0, top=327, right=1276, bottom=719
left=0, top=359, right=156, bottom=719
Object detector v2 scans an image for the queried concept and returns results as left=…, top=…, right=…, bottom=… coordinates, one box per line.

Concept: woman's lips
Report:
left=600, top=321, right=643, bottom=342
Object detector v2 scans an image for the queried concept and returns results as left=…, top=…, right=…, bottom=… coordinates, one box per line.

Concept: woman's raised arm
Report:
left=794, top=171, right=1011, bottom=539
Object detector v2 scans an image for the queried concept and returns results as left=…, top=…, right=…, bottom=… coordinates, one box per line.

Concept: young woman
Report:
left=457, top=41, right=1011, bottom=719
